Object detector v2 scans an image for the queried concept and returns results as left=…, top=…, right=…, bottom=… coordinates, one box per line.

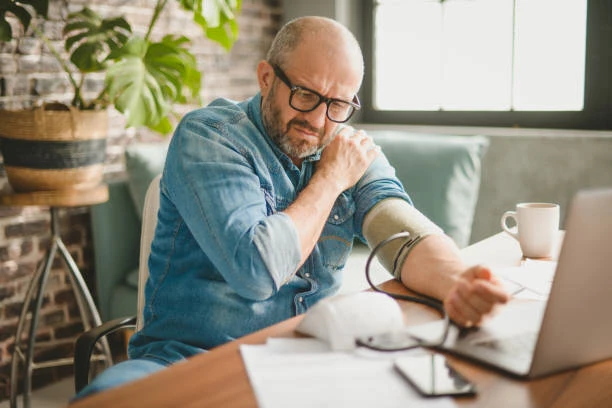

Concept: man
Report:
left=75, top=16, right=508, bottom=400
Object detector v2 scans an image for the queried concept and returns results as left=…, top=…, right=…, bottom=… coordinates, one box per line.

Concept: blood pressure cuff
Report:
left=362, top=198, right=443, bottom=280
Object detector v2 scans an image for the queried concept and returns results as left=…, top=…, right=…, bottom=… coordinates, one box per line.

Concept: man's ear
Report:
left=257, top=60, right=274, bottom=96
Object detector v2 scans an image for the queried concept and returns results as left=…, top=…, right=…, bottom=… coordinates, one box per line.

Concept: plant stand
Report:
left=1, top=186, right=113, bottom=408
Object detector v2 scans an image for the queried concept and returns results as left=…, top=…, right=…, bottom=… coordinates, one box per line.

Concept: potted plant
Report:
left=0, top=0, right=241, bottom=192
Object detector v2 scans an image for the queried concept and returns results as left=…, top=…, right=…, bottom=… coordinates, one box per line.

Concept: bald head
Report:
left=258, top=17, right=364, bottom=165
left=266, top=16, right=364, bottom=83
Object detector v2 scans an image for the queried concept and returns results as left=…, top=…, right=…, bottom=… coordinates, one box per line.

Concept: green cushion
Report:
left=91, top=180, right=141, bottom=321
left=125, top=143, right=168, bottom=220
left=110, top=283, right=139, bottom=321
left=124, top=267, right=140, bottom=289
left=370, top=131, right=489, bottom=248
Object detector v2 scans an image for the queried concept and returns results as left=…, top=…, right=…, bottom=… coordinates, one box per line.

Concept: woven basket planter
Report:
left=0, top=103, right=108, bottom=192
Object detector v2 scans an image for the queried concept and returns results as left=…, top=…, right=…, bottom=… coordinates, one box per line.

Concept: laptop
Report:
left=437, top=188, right=612, bottom=378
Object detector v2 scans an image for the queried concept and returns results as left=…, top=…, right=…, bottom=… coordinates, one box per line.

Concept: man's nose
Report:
left=301, top=102, right=328, bottom=129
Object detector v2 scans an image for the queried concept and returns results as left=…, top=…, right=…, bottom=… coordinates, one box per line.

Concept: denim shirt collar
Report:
left=247, top=93, right=322, bottom=169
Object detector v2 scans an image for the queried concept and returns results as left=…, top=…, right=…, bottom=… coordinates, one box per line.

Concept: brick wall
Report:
left=0, top=0, right=282, bottom=401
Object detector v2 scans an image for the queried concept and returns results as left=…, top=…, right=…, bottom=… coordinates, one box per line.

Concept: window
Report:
left=361, top=0, right=612, bottom=129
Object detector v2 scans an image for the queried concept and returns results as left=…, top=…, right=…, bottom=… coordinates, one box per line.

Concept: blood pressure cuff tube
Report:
left=362, top=198, right=443, bottom=280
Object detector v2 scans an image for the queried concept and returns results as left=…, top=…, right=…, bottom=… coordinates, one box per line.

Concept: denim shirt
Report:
left=128, top=94, right=411, bottom=365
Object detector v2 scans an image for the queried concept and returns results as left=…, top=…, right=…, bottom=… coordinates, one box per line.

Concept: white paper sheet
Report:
left=492, top=259, right=557, bottom=300
left=240, top=338, right=458, bottom=408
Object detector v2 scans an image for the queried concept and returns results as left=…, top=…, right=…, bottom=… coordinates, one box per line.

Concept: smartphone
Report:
left=394, top=353, right=476, bottom=397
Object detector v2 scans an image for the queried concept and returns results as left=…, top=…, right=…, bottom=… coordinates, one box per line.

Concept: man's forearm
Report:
left=402, top=234, right=510, bottom=327
left=361, top=198, right=463, bottom=302
left=283, top=173, right=343, bottom=266
left=399, top=234, right=465, bottom=301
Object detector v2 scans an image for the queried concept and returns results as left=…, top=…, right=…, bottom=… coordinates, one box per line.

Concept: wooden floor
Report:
left=0, top=378, right=74, bottom=408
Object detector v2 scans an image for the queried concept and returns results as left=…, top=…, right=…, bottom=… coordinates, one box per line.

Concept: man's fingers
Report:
left=466, top=264, right=493, bottom=280
left=473, top=279, right=511, bottom=304
left=464, top=265, right=510, bottom=304
left=334, top=125, right=354, bottom=138
left=347, top=130, right=379, bottom=158
left=446, top=274, right=510, bottom=328
left=460, top=283, right=497, bottom=316
left=445, top=293, right=481, bottom=327
left=446, top=287, right=486, bottom=327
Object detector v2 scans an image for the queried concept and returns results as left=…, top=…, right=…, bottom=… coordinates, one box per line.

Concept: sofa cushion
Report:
left=110, top=284, right=139, bottom=322
left=369, top=131, right=489, bottom=248
left=125, top=143, right=168, bottom=220
left=124, top=267, right=140, bottom=289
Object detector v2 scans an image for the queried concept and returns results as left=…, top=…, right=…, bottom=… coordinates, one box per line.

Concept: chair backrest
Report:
left=136, top=174, right=161, bottom=332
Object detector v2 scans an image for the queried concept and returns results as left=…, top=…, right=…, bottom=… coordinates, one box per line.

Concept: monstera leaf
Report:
left=0, top=0, right=241, bottom=135
left=179, top=0, right=241, bottom=50
left=0, top=0, right=48, bottom=41
left=63, top=8, right=131, bottom=73
left=106, top=35, right=201, bottom=132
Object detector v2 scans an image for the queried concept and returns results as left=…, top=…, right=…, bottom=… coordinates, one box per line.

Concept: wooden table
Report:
left=68, top=232, right=612, bottom=408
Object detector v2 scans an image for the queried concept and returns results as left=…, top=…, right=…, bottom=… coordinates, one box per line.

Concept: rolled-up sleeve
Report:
left=164, top=112, right=302, bottom=301
left=352, top=154, right=413, bottom=239
left=252, top=212, right=301, bottom=288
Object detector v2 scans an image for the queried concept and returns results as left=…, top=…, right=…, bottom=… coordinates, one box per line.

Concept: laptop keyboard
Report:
left=473, top=332, right=538, bottom=359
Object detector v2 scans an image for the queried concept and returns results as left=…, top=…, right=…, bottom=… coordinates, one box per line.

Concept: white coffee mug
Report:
left=501, top=203, right=560, bottom=258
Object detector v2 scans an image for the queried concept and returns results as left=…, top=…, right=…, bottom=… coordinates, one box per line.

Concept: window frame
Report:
left=359, top=0, right=612, bottom=130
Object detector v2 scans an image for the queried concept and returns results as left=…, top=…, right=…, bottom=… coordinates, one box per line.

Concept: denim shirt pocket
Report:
left=320, top=192, right=356, bottom=270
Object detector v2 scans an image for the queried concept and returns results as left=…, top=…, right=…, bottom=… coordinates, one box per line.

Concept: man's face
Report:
left=261, top=79, right=335, bottom=161
left=259, top=43, right=362, bottom=165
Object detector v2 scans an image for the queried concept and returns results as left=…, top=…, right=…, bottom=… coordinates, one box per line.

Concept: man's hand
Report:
left=316, top=126, right=380, bottom=193
left=285, top=127, right=379, bottom=267
left=443, top=265, right=510, bottom=328
left=399, top=234, right=510, bottom=328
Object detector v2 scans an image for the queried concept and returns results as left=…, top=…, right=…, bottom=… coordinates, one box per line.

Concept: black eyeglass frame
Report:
left=271, top=64, right=361, bottom=123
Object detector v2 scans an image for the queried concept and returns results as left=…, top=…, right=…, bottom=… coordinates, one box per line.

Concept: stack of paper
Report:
left=240, top=338, right=458, bottom=408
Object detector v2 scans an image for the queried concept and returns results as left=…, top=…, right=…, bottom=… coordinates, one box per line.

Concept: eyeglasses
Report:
left=271, top=64, right=361, bottom=123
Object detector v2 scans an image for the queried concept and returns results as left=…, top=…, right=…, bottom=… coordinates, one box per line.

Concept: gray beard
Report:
left=261, top=87, right=324, bottom=159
